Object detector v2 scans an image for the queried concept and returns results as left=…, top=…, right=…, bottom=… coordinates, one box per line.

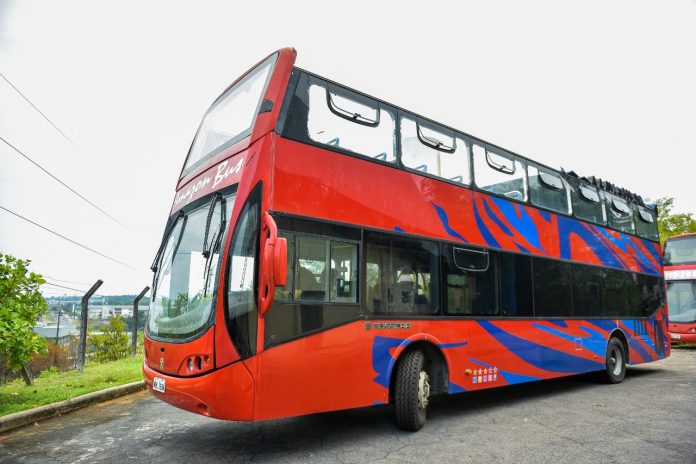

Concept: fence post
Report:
left=77, top=279, right=103, bottom=373
left=132, top=286, right=150, bottom=357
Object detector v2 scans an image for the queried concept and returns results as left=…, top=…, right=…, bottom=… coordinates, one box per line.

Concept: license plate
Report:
left=670, top=333, right=681, bottom=340
left=153, top=377, right=166, bottom=393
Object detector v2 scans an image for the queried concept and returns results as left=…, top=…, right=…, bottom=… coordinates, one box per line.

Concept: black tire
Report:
left=600, top=337, right=627, bottom=384
left=394, top=350, right=430, bottom=431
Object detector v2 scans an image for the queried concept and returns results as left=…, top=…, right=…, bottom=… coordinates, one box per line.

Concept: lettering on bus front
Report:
left=173, top=158, right=244, bottom=209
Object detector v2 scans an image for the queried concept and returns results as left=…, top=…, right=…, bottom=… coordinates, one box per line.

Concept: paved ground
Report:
left=1, top=348, right=694, bottom=464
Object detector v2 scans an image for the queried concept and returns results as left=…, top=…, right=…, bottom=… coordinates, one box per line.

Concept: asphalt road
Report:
left=1, top=348, right=694, bottom=464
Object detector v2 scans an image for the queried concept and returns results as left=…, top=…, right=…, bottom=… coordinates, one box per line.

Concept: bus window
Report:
left=499, top=252, right=533, bottom=317
left=185, top=57, right=275, bottom=174
left=634, top=206, right=659, bottom=242
left=637, top=274, right=665, bottom=317
left=664, top=236, right=696, bottom=266
left=330, top=241, right=358, bottom=303
left=400, top=117, right=470, bottom=185
left=366, top=233, right=439, bottom=316
left=442, top=244, right=498, bottom=316
left=602, top=269, right=630, bottom=317
left=528, top=165, right=571, bottom=215
left=666, top=281, right=696, bottom=323
left=570, top=181, right=606, bottom=225
left=571, top=264, right=604, bottom=317
left=603, top=192, right=635, bottom=234
left=307, top=83, right=396, bottom=163
left=533, top=258, right=572, bottom=317
left=473, top=145, right=527, bottom=202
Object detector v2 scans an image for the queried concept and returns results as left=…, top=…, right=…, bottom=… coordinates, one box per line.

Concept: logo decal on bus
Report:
left=173, top=158, right=245, bottom=208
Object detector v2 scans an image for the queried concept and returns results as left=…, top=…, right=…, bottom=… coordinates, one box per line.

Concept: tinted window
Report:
left=307, top=82, right=397, bottom=163
left=637, top=274, right=664, bottom=317
left=473, top=144, right=527, bottom=202
left=602, top=269, right=630, bottom=317
left=500, top=253, right=533, bottom=317
left=442, top=245, right=498, bottom=316
left=570, top=181, right=606, bottom=225
left=366, top=233, right=439, bottom=316
left=400, top=117, right=470, bottom=185
left=528, top=165, right=570, bottom=214
left=533, top=258, right=572, bottom=317
left=572, top=264, right=604, bottom=317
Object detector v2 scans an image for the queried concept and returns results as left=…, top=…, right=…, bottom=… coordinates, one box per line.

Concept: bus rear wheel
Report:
left=394, top=349, right=430, bottom=431
left=600, top=337, right=627, bottom=384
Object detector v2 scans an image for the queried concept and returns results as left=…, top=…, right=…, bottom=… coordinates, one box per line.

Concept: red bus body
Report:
left=143, top=48, right=669, bottom=425
left=664, top=233, right=696, bottom=344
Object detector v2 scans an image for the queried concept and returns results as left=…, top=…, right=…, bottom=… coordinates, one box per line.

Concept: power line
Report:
left=43, top=281, right=104, bottom=297
left=0, top=135, right=128, bottom=229
left=0, top=205, right=139, bottom=271
left=0, top=72, right=78, bottom=149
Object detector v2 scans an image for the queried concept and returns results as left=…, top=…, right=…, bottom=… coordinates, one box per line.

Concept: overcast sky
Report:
left=1, top=0, right=694, bottom=295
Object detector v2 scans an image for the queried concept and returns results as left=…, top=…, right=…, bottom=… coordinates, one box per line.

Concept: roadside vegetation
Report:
left=0, top=355, right=143, bottom=416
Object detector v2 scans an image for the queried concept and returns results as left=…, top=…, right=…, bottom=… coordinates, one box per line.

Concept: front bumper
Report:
left=143, top=360, right=255, bottom=421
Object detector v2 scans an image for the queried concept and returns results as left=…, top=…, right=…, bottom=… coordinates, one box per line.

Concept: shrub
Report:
left=89, top=316, right=130, bottom=363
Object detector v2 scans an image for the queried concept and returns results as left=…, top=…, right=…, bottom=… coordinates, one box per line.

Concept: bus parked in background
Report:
left=664, top=234, right=696, bottom=343
left=144, top=48, right=668, bottom=431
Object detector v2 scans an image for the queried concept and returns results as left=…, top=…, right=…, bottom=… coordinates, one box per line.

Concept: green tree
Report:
left=655, top=197, right=696, bottom=243
left=0, top=253, right=48, bottom=385
left=89, top=316, right=129, bottom=362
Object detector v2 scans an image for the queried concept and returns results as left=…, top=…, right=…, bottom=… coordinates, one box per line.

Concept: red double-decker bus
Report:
left=144, top=48, right=668, bottom=430
left=664, top=234, right=696, bottom=343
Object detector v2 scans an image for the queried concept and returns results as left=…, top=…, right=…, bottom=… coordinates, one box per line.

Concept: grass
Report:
left=0, top=355, right=144, bottom=417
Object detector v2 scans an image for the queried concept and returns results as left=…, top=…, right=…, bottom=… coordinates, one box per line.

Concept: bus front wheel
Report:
left=600, top=337, right=627, bottom=384
left=394, top=349, right=430, bottom=431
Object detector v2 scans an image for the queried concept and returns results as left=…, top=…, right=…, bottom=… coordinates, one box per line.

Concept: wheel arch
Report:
left=387, top=335, right=451, bottom=403
left=609, top=328, right=630, bottom=364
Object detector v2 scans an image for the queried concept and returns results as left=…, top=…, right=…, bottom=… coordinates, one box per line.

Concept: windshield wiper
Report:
left=151, top=210, right=185, bottom=273
left=202, top=194, right=227, bottom=296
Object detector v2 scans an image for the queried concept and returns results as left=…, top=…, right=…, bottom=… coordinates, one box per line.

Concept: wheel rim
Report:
left=418, top=371, right=430, bottom=409
left=609, top=346, right=623, bottom=376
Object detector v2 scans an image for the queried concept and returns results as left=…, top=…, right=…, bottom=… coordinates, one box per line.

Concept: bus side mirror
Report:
left=274, top=237, right=287, bottom=287
left=259, top=212, right=287, bottom=317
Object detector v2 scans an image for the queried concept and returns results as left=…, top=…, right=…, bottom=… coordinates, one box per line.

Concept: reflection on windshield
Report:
left=148, top=194, right=235, bottom=340
left=667, top=281, right=696, bottom=323
left=664, top=237, right=696, bottom=266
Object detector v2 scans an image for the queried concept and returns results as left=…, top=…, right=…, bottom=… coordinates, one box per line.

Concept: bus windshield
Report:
left=148, top=194, right=234, bottom=340
left=664, top=236, right=696, bottom=266
left=183, top=55, right=277, bottom=175
left=666, top=281, right=696, bottom=323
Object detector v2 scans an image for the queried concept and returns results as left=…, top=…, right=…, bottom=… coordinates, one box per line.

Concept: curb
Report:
left=0, top=380, right=146, bottom=434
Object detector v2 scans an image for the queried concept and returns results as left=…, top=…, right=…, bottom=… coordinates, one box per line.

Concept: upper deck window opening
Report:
left=635, top=206, right=659, bottom=242
left=473, top=144, right=527, bottom=202
left=307, top=82, right=396, bottom=163
left=184, top=56, right=276, bottom=175
left=570, top=181, right=606, bottom=225
left=528, top=165, right=571, bottom=215
left=603, top=191, right=635, bottom=234
left=400, top=117, right=470, bottom=185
